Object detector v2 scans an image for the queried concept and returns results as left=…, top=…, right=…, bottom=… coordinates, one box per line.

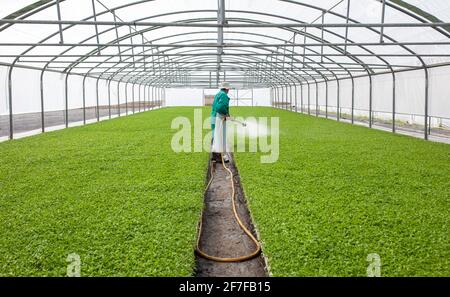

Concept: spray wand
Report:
left=227, top=117, right=247, bottom=127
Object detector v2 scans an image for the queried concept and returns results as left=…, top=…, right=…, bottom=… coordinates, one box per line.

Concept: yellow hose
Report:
left=195, top=153, right=262, bottom=262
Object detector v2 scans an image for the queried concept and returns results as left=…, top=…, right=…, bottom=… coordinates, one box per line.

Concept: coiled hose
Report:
left=195, top=153, right=262, bottom=262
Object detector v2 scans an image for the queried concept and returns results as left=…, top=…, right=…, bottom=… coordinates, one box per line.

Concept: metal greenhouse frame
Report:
left=1, top=0, right=450, bottom=141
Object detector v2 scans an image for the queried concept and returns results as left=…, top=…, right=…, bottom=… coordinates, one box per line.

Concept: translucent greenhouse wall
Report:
left=2, top=65, right=450, bottom=142
left=272, top=65, right=450, bottom=138
left=0, top=65, right=164, bottom=141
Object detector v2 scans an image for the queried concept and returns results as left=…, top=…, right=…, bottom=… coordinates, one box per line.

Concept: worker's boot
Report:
left=211, top=152, right=219, bottom=163
left=222, top=153, right=229, bottom=163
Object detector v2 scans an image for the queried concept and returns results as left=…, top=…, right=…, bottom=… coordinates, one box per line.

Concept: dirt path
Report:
left=195, top=154, right=267, bottom=277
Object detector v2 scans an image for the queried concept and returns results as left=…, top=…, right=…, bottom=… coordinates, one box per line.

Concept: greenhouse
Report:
left=0, top=0, right=449, bottom=280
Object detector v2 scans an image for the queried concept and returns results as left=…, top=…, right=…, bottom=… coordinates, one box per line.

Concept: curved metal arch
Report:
left=96, top=31, right=342, bottom=86
left=122, top=48, right=304, bottom=89
left=120, top=41, right=310, bottom=88
left=97, top=31, right=329, bottom=89
left=58, top=16, right=371, bottom=80
left=72, top=27, right=364, bottom=93
left=11, top=5, right=405, bottom=105
left=58, top=12, right=382, bottom=74
left=105, top=42, right=326, bottom=89
left=15, top=7, right=389, bottom=77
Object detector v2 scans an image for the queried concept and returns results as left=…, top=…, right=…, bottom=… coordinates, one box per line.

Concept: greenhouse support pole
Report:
left=285, top=86, right=288, bottom=110
left=143, top=85, right=146, bottom=111
left=65, top=73, right=69, bottom=128
left=299, top=83, right=304, bottom=113
left=325, top=79, right=329, bottom=119
left=271, top=88, right=274, bottom=107
left=281, top=86, right=284, bottom=109
left=143, top=85, right=146, bottom=110
left=107, top=79, right=112, bottom=119
left=132, top=82, right=136, bottom=114
left=288, top=85, right=291, bottom=110
left=280, top=87, right=282, bottom=109
left=39, top=69, right=46, bottom=133
left=151, top=86, right=154, bottom=109
left=391, top=70, right=396, bottom=133
left=280, top=87, right=284, bottom=109
left=270, top=88, right=272, bottom=107
left=139, top=84, right=142, bottom=111
left=143, top=84, right=146, bottom=111
left=294, top=85, right=298, bottom=112
left=125, top=81, right=129, bottom=115
left=145, top=84, right=148, bottom=111
left=95, top=77, right=100, bottom=121
left=149, top=85, right=152, bottom=110
left=336, top=78, right=341, bottom=121
left=278, top=86, right=284, bottom=109
left=273, top=88, right=277, bottom=108
left=286, top=83, right=291, bottom=110
left=91, top=0, right=101, bottom=55
left=290, top=85, right=293, bottom=111
left=283, top=86, right=287, bottom=110
left=277, top=87, right=280, bottom=109
left=315, top=81, right=319, bottom=117
left=137, top=83, right=141, bottom=112
left=379, top=0, right=386, bottom=43
left=7, top=65, right=15, bottom=140
left=344, top=0, right=351, bottom=54
left=274, top=87, right=277, bottom=108
left=272, top=88, right=275, bottom=107
left=156, top=87, right=159, bottom=108
left=117, top=79, right=121, bottom=116
left=350, top=74, right=355, bottom=124
left=307, top=82, right=311, bottom=115
left=424, top=67, right=429, bottom=140
left=139, top=84, right=142, bottom=112
left=152, top=87, right=155, bottom=108
left=275, top=88, right=278, bottom=108
left=154, top=86, right=157, bottom=109
left=56, top=0, right=64, bottom=44
left=149, top=85, right=152, bottom=109
left=279, top=87, right=281, bottom=109
left=82, top=75, right=87, bottom=124
left=285, top=85, right=289, bottom=110
left=368, top=73, right=373, bottom=128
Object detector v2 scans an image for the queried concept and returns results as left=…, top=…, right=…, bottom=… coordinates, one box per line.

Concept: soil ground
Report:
left=195, top=153, right=267, bottom=277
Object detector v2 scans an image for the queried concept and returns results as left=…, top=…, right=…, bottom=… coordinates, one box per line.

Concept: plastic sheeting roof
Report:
left=0, top=0, right=449, bottom=88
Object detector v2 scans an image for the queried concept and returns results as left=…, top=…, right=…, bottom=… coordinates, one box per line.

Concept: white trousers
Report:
left=212, top=113, right=227, bottom=153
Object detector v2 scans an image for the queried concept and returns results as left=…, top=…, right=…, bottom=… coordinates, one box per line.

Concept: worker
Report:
left=211, top=81, right=231, bottom=163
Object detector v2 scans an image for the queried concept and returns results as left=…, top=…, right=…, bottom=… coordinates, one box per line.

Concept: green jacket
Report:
left=211, top=90, right=230, bottom=118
